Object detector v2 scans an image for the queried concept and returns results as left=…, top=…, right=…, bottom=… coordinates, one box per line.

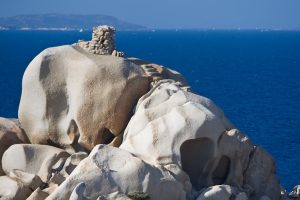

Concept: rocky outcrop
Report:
left=0, top=26, right=296, bottom=200
left=0, top=117, right=29, bottom=175
left=46, top=145, right=186, bottom=200
left=18, top=45, right=149, bottom=152
left=120, top=80, right=280, bottom=200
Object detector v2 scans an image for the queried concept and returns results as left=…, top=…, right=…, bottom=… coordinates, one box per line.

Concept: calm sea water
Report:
left=0, top=30, right=299, bottom=190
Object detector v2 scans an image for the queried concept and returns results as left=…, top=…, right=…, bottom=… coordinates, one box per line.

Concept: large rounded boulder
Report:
left=19, top=45, right=149, bottom=152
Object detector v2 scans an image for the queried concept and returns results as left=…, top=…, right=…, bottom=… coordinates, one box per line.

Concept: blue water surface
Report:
left=0, top=30, right=299, bottom=190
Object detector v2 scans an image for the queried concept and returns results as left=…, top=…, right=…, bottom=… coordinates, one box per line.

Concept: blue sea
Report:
left=0, top=30, right=299, bottom=190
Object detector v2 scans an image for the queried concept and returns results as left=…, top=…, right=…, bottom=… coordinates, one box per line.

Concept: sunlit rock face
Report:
left=120, top=80, right=281, bottom=200
left=46, top=144, right=187, bottom=200
left=18, top=45, right=149, bottom=152
left=0, top=26, right=290, bottom=200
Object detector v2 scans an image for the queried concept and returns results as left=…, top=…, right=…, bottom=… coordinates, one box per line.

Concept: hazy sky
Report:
left=1, top=0, right=300, bottom=29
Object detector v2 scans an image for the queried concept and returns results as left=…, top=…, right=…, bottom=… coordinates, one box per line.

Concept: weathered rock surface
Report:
left=0, top=170, right=43, bottom=200
left=48, top=152, right=88, bottom=186
left=18, top=45, right=149, bottom=152
left=0, top=175, right=32, bottom=200
left=120, top=80, right=281, bottom=200
left=0, top=26, right=294, bottom=200
left=46, top=144, right=186, bottom=200
left=196, top=185, right=248, bottom=200
left=289, top=185, right=300, bottom=199
left=0, top=117, right=29, bottom=175
left=126, top=57, right=189, bottom=88
left=2, top=144, right=69, bottom=182
left=27, top=188, right=49, bottom=200
left=120, top=79, right=234, bottom=166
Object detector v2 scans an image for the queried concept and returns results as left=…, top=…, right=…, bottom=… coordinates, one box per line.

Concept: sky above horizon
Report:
left=1, top=0, right=300, bottom=29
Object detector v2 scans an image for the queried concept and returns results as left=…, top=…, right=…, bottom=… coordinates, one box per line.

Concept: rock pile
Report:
left=0, top=26, right=298, bottom=200
left=78, top=25, right=124, bottom=57
left=289, top=185, right=300, bottom=199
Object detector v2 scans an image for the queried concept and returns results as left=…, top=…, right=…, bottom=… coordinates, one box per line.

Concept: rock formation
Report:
left=18, top=45, right=149, bottom=152
left=0, top=26, right=297, bottom=200
left=46, top=145, right=186, bottom=200
left=120, top=80, right=280, bottom=200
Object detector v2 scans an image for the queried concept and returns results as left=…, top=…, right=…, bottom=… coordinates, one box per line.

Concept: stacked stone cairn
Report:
left=78, top=25, right=124, bottom=57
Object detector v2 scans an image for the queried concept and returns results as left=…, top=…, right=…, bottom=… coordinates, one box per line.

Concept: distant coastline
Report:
left=1, top=14, right=299, bottom=32
left=0, top=14, right=147, bottom=31
left=1, top=27, right=299, bottom=32
left=0, top=27, right=88, bottom=31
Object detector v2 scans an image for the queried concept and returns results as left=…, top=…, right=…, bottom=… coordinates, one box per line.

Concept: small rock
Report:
left=0, top=175, right=32, bottom=200
left=196, top=185, right=247, bottom=200
left=9, top=169, right=43, bottom=191
left=2, top=144, right=69, bottom=182
left=0, top=117, right=29, bottom=175
left=259, top=195, right=271, bottom=200
left=289, top=185, right=300, bottom=198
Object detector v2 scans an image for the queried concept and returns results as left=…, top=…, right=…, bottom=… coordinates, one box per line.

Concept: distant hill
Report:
left=0, top=14, right=146, bottom=31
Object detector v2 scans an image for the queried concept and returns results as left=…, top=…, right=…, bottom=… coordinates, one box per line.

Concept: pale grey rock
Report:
left=49, top=152, right=88, bottom=185
left=0, top=117, right=29, bottom=175
left=289, top=185, right=300, bottom=199
left=120, top=80, right=233, bottom=166
left=120, top=80, right=280, bottom=200
left=243, top=145, right=281, bottom=200
left=69, top=183, right=89, bottom=200
left=196, top=185, right=248, bottom=200
left=126, top=57, right=189, bottom=87
left=2, top=144, right=69, bottom=182
left=96, top=191, right=131, bottom=200
left=9, top=169, right=43, bottom=191
left=217, top=130, right=281, bottom=200
left=0, top=176, right=31, bottom=200
left=46, top=144, right=186, bottom=200
left=18, top=45, right=149, bottom=152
